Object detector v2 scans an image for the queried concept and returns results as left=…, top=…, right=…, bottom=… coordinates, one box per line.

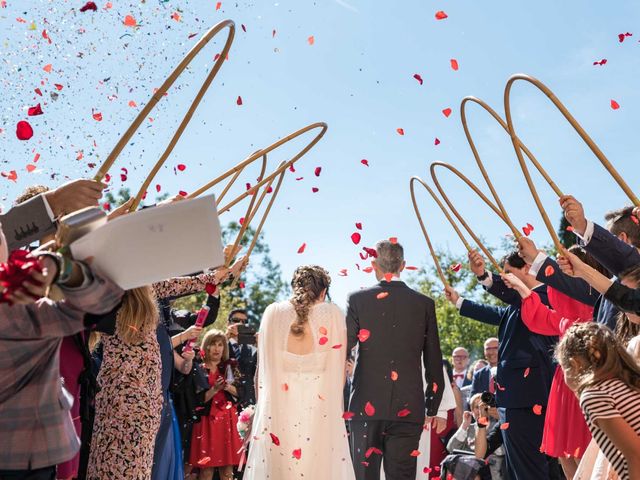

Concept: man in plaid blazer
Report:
left=0, top=224, right=123, bottom=480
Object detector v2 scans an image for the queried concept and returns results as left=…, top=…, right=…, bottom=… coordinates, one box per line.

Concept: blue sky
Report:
left=1, top=0, right=639, bottom=306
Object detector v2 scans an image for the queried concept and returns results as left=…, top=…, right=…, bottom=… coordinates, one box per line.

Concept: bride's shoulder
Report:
left=313, top=302, right=345, bottom=319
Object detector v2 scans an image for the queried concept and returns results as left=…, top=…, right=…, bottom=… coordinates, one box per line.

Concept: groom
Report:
left=346, top=239, right=445, bottom=479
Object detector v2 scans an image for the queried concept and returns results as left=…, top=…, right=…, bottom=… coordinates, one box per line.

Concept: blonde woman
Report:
left=188, top=330, right=243, bottom=480
left=244, top=266, right=355, bottom=480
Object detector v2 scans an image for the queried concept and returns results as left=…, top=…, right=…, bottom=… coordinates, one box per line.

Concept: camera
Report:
left=237, top=324, right=257, bottom=345
left=480, top=391, right=496, bottom=408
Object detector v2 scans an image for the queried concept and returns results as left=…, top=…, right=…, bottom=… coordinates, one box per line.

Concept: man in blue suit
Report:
left=517, top=197, right=640, bottom=331
left=445, top=250, right=557, bottom=480
left=470, top=337, right=499, bottom=397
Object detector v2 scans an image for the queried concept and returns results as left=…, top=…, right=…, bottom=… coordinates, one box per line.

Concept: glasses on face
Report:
left=230, top=317, right=248, bottom=324
left=485, top=347, right=498, bottom=351
left=452, top=355, right=468, bottom=359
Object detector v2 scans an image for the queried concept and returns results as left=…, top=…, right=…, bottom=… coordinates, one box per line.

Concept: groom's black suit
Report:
left=346, top=280, right=444, bottom=480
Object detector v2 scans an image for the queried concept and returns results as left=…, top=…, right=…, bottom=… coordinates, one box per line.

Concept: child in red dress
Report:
left=189, top=330, right=243, bottom=480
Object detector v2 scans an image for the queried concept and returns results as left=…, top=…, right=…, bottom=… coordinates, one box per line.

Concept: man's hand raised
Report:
left=45, top=179, right=106, bottom=217
left=559, top=195, right=587, bottom=235
left=517, top=237, right=540, bottom=264
left=444, top=285, right=460, bottom=305
left=468, top=249, right=486, bottom=277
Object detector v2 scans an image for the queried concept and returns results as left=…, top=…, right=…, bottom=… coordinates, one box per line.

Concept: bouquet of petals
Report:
left=237, top=404, right=255, bottom=440
left=0, top=250, right=43, bottom=304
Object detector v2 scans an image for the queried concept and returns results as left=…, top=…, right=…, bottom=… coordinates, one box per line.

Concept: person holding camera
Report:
left=226, top=309, right=257, bottom=409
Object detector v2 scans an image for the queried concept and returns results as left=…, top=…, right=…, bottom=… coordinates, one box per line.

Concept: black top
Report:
left=346, top=280, right=445, bottom=421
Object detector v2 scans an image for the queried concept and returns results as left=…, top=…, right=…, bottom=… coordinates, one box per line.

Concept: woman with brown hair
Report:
left=244, top=266, right=355, bottom=480
left=188, top=330, right=243, bottom=480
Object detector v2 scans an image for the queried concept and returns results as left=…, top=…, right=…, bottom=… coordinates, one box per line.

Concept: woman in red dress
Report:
left=189, top=330, right=243, bottom=480
left=502, top=247, right=608, bottom=480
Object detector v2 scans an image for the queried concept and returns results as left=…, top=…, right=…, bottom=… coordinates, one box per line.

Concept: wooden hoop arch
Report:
left=429, top=161, right=506, bottom=271
left=410, top=176, right=473, bottom=286
left=503, top=73, right=639, bottom=250
left=93, top=20, right=236, bottom=212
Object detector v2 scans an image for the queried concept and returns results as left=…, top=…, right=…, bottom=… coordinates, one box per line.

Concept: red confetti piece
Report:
left=389, top=237, right=398, bottom=244
left=216, top=2, right=222, bottom=10
left=307, top=36, right=314, bottom=45
left=405, top=266, right=418, bottom=270
left=522, top=225, right=533, bottom=236
left=16, top=121, right=33, bottom=140
left=282, top=383, right=289, bottom=391
left=272, top=29, right=276, bottom=38
left=236, top=95, right=243, bottom=105
left=297, top=243, right=306, bottom=254
left=171, top=11, right=181, bottom=22
left=362, top=267, right=373, bottom=273
left=54, top=84, right=63, bottom=91
left=544, top=265, right=555, bottom=277
left=566, top=225, right=574, bottom=232
left=42, top=29, right=51, bottom=44
left=396, top=128, right=405, bottom=136
left=358, top=329, right=371, bottom=342
left=205, top=283, right=217, bottom=295
left=376, top=292, right=389, bottom=299
left=338, top=269, right=348, bottom=277
left=365, top=447, right=382, bottom=458
left=524, top=367, right=530, bottom=378
left=332, top=344, right=342, bottom=349
left=120, top=174, right=127, bottom=182
left=435, top=10, right=448, bottom=20
left=177, top=164, right=186, bottom=171
left=450, top=263, right=461, bottom=272
left=478, top=416, right=489, bottom=426
left=355, top=222, right=362, bottom=230
left=102, top=202, right=111, bottom=212
left=397, top=409, right=411, bottom=418
left=1, top=170, right=18, bottom=182
left=442, top=108, right=452, bottom=118
left=432, top=382, right=438, bottom=393
left=314, top=166, right=322, bottom=177
left=434, top=137, right=440, bottom=145
left=92, top=111, right=103, bottom=121
left=270, top=433, right=280, bottom=446
left=241, top=24, right=246, bottom=32
left=361, top=159, right=369, bottom=167
left=364, top=401, right=375, bottom=416
left=391, top=371, right=398, bottom=381
left=312, top=187, right=319, bottom=193
left=43, top=64, right=52, bottom=73
left=500, top=422, right=510, bottom=430
left=410, top=450, right=421, bottom=457
left=319, top=336, right=328, bottom=345
left=592, top=59, right=607, bottom=66
left=533, top=404, right=543, bottom=415
left=79, top=2, right=97, bottom=12
left=618, top=32, right=632, bottom=43
left=351, top=232, right=362, bottom=245
left=413, top=73, right=423, bottom=85
left=383, top=273, right=393, bottom=282
left=611, top=99, right=620, bottom=110
left=450, top=58, right=459, bottom=71
left=123, top=14, right=137, bottom=27
left=34, top=88, right=42, bottom=96
left=128, top=100, right=137, bottom=107
left=27, top=104, right=43, bottom=116
left=179, top=190, right=188, bottom=197
left=26, top=164, right=36, bottom=173
left=319, top=326, right=328, bottom=335
left=155, top=184, right=162, bottom=193
left=292, top=448, right=302, bottom=460
left=363, top=247, right=377, bottom=258
left=342, top=411, right=355, bottom=420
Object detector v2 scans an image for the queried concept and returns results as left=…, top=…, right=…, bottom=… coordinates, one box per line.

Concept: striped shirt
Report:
left=580, top=378, right=640, bottom=480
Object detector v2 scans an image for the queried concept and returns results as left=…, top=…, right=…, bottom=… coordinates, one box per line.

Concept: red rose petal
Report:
left=533, top=404, right=543, bottom=415
left=450, top=58, right=459, bottom=71
left=500, top=422, right=510, bottom=430
left=435, top=10, right=448, bottom=20
left=364, top=401, right=375, bottom=416
left=79, top=2, right=98, bottom=12
left=360, top=159, right=369, bottom=167
left=410, top=449, right=421, bottom=457
left=351, top=232, right=361, bottom=245
left=177, top=164, right=186, bottom=171
left=355, top=222, right=362, bottom=230
left=54, top=84, right=63, bottom=91
left=611, top=99, right=620, bottom=110
left=389, top=237, right=398, bottom=244
left=383, top=273, right=393, bottom=282
left=566, top=226, right=574, bottom=232
left=43, top=63, right=52, bottom=73
left=397, top=408, right=411, bottom=417
left=592, top=58, right=607, bottom=66
left=319, top=336, right=328, bottom=345
left=123, top=14, right=137, bottom=27
left=442, top=108, right=452, bottom=118
left=391, top=370, right=398, bottom=381
left=432, top=382, right=438, bottom=393
left=205, top=283, right=217, bottom=295
left=16, top=121, right=33, bottom=140
left=297, top=243, right=306, bottom=254
left=319, top=326, right=328, bottom=335
left=365, top=447, right=382, bottom=458
left=478, top=416, right=489, bottom=426
left=396, top=128, right=405, bottom=135
left=342, top=411, right=355, bottom=420
left=332, top=344, right=342, bottom=349
left=314, top=166, right=322, bottom=177
left=413, top=73, right=423, bottom=85
left=27, top=104, right=43, bottom=116
left=92, top=111, right=102, bottom=121
left=524, top=367, right=530, bottom=378
left=270, top=433, right=280, bottom=445
left=178, top=190, right=188, bottom=197
left=376, top=292, right=389, bottom=299
left=450, top=263, right=461, bottom=272
left=357, top=329, right=370, bottom=342
left=236, top=95, right=243, bottom=105
left=216, top=2, right=222, bottom=10
left=362, top=267, right=373, bottom=273
left=544, top=265, right=555, bottom=277
left=311, top=187, right=319, bottom=193
left=405, top=266, right=418, bottom=270
left=434, top=137, right=440, bottom=145
left=155, top=184, right=161, bottom=192
left=292, top=448, right=302, bottom=459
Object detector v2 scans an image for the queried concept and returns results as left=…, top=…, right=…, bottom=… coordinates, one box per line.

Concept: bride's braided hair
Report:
left=289, top=265, right=331, bottom=336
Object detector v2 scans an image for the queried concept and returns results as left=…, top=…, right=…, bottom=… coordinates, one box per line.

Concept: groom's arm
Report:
left=345, top=293, right=359, bottom=358
left=424, top=297, right=445, bottom=416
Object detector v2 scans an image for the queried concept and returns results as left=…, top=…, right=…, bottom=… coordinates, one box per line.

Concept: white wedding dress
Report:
left=244, top=301, right=355, bottom=480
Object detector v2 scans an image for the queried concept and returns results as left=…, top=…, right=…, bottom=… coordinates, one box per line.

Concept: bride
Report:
left=243, top=265, right=355, bottom=479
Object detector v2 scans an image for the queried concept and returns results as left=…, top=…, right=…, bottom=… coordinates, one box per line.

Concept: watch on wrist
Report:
left=477, top=271, right=489, bottom=281
left=36, top=252, right=62, bottom=285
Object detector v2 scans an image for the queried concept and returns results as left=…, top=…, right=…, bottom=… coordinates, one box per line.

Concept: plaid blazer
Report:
left=0, top=269, right=123, bottom=470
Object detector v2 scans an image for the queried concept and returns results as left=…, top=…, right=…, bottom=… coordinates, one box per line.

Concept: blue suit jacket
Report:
left=470, top=364, right=491, bottom=397
left=460, top=277, right=556, bottom=409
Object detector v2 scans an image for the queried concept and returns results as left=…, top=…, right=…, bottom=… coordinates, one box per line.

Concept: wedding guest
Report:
left=444, top=249, right=557, bottom=480
left=470, top=338, right=498, bottom=396
left=226, top=308, right=258, bottom=409
left=556, top=322, right=640, bottom=480
left=452, top=347, right=472, bottom=388
left=189, top=330, right=243, bottom=480
left=0, top=234, right=123, bottom=479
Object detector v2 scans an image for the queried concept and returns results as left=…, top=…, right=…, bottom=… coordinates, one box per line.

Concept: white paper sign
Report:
left=70, top=195, right=224, bottom=290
